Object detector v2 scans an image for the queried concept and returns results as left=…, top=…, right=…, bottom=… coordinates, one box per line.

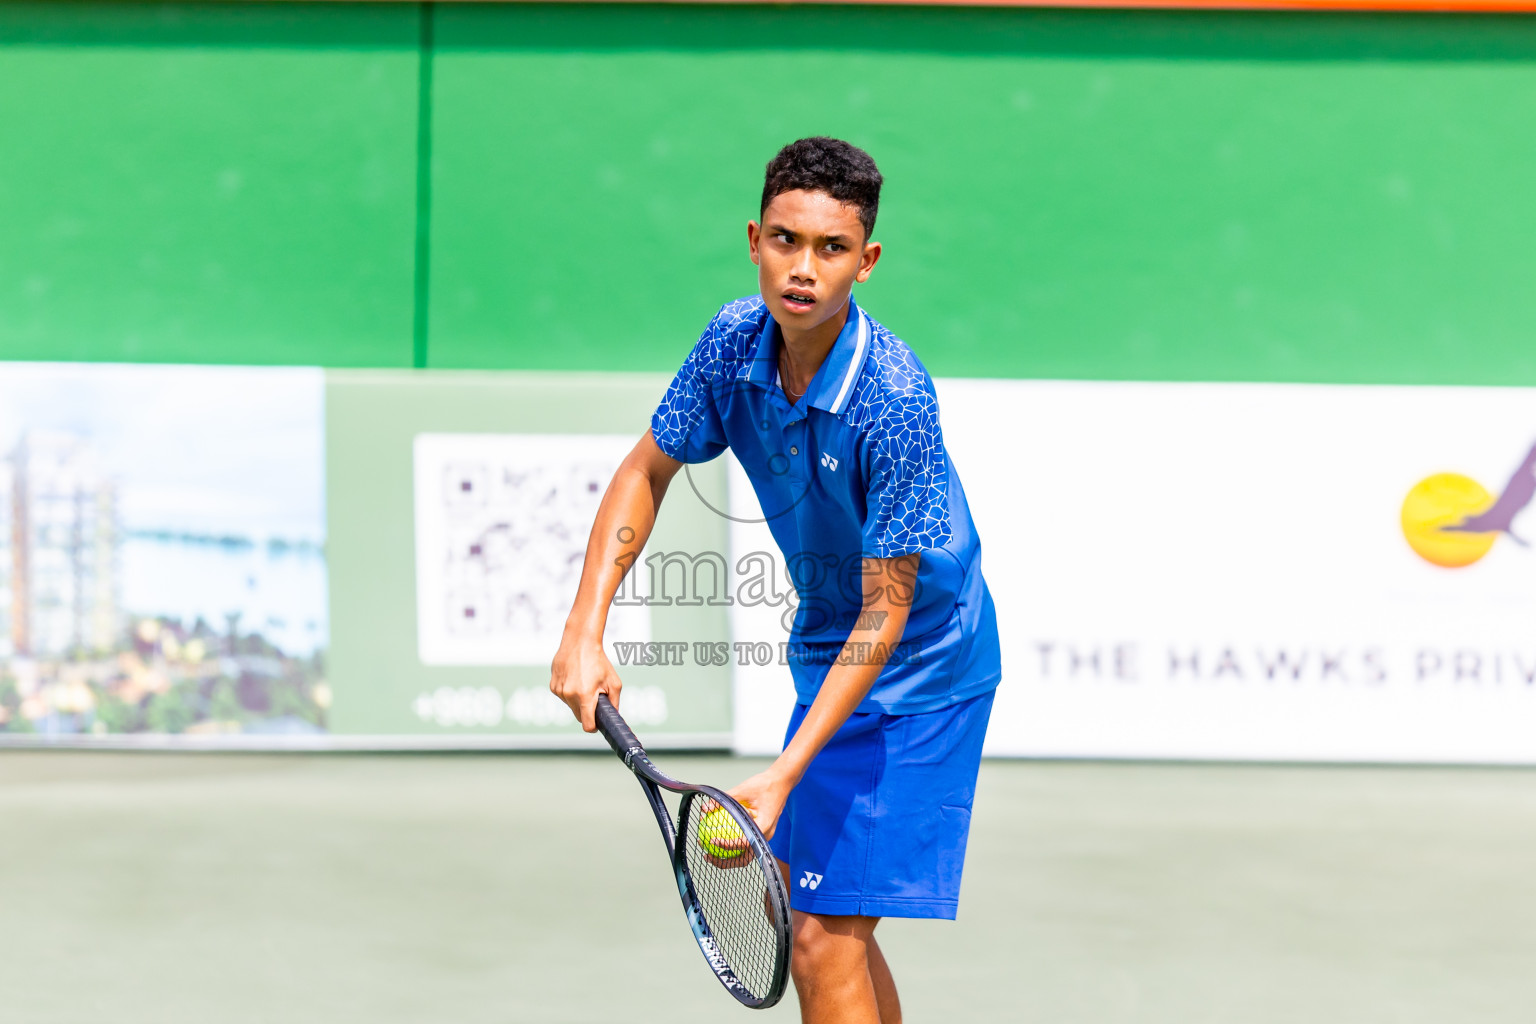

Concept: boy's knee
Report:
left=791, top=913, right=873, bottom=979
left=791, top=918, right=834, bottom=969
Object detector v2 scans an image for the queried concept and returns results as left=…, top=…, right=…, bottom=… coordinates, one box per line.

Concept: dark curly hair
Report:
left=760, top=137, right=883, bottom=241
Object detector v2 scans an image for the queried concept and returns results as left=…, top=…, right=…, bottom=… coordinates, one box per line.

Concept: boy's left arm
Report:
left=728, top=552, right=918, bottom=838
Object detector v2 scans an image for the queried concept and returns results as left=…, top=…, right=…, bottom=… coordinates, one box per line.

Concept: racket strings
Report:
left=681, top=796, right=781, bottom=1001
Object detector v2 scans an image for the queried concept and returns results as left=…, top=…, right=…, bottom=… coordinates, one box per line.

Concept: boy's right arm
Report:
left=550, top=429, right=683, bottom=732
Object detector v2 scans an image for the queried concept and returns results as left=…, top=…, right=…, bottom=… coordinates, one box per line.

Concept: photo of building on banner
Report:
left=0, top=365, right=327, bottom=742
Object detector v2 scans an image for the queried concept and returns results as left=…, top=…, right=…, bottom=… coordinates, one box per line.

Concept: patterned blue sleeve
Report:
left=651, top=310, right=729, bottom=464
left=861, top=389, right=953, bottom=558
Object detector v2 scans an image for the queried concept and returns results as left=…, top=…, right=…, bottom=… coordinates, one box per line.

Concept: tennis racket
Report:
left=594, top=693, right=792, bottom=1009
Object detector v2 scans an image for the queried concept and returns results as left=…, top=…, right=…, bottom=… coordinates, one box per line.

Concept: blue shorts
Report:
left=768, top=689, right=995, bottom=920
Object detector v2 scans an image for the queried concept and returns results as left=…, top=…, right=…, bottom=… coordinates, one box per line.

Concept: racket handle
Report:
left=594, top=693, right=643, bottom=762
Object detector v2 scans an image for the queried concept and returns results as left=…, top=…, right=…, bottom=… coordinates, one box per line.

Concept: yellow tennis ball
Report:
left=698, top=806, right=746, bottom=859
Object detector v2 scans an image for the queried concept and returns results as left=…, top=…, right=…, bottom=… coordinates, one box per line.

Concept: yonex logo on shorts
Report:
left=819, top=453, right=838, bottom=472
left=800, top=871, right=823, bottom=890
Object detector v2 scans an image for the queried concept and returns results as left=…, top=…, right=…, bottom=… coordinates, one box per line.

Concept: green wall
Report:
left=0, top=3, right=423, bottom=365
left=4, top=3, right=1536, bottom=384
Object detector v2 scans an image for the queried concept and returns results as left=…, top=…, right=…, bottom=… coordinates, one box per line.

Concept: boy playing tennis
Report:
left=551, top=137, right=1001, bottom=1023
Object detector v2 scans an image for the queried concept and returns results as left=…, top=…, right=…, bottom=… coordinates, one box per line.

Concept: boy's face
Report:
left=748, top=189, right=882, bottom=336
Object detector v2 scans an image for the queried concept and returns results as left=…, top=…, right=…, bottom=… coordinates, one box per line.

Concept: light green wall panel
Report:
left=427, top=6, right=1536, bottom=385
left=324, top=369, right=733, bottom=740
left=0, top=3, right=421, bottom=366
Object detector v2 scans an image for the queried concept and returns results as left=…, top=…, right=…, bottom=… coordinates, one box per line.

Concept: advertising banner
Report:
left=9, top=365, right=1531, bottom=761
left=733, top=380, right=1536, bottom=763
left=323, top=371, right=733, bottom=749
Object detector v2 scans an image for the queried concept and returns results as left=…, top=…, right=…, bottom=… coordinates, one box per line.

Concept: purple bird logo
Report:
left=1401, top=441, right=1536, bottom=568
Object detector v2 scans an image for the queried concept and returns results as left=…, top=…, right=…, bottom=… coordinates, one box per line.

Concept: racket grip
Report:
left=594, top=693, right=643, bottom=761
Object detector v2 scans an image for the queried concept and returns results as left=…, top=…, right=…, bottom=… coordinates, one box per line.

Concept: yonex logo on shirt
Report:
left=819, top=453, right=838, bottom=472
left=800, top=871, right=823, bottom=890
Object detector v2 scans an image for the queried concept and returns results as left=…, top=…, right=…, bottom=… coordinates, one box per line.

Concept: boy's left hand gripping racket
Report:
left=594, top=693, right=792, bottom=1009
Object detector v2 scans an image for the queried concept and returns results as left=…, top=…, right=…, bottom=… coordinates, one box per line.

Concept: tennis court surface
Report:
left=4, top=752, right=1535, bottom=1023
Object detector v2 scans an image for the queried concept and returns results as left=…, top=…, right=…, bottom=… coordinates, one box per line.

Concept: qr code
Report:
left=413, top=434, right=650, bottom=665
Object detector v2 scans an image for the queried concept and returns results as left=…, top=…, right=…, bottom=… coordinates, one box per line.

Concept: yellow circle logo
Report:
left=1401, top=473, right=1497, bottom=568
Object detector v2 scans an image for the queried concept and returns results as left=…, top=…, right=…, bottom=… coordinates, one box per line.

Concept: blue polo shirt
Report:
left=651, top=294, right=1001, bottom=715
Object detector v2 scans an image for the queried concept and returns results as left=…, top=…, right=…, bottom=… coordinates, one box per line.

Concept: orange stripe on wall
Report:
left=413, top=0, right=1536, bottom=10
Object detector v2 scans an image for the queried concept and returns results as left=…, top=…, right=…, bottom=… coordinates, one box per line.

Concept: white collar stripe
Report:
left=830, top=309, right=868, bottom=415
